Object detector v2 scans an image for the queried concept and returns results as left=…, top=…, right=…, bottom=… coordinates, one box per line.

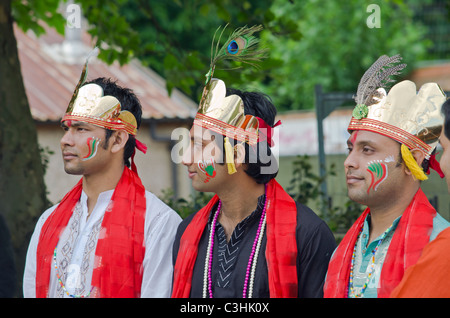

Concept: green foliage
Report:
left=81, top=0, right=140, bottom=65
left=12, top=0, right=436, bottom=112
left=326, top=199, right=363, bottom=239
left=12, top=0, right=140, bottom=66
left=39, top=145, right=54, bottom=175
left=286, top=155, right=363, bottom=237
left=160, top=188, right=213, bottom=219
left=12, top=0, right=66, bottom=35
left=286, top=155, right=333, bottom=205
left=119, top=0, right=275, bottom=98
left=116, top=0, right=434, bottom=112
left=257, top=0, right=431, bottom=111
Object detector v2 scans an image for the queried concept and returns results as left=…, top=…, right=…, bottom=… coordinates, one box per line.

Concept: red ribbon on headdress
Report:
left=135, top=139, right=147, bottom=154
left=426, top=153, right=444, bottom=178
left=257, top=119, right=281, bottom=147
left=131, top=138, right=148, bottom=173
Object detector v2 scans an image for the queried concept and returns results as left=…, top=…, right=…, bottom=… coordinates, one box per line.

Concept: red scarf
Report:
left=35, top=167, right=146, bottom=298
left=171, top=179, right=298, bottom=298
left=324, top=188, right=436, bottom=298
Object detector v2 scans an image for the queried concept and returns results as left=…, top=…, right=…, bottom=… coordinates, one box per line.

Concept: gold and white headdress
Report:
left=193, top=25, right=279, bottom=174
left=61, top=48, right=147, bottom=172
left=62, top=48, right=139, bottom=136
left=348, top=54, right=447, bottom=180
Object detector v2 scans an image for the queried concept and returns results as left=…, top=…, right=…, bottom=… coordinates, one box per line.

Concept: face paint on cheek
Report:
left=197, top=158, right=216, bottom=183
left=366, top=159, right=389, bottom=194
left=384, top=155, right=395, bottom=163
left=82, top=137, right=101, bottom=161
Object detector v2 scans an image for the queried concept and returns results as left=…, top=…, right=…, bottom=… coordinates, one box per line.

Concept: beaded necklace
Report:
left=203, top=187, right=268, bottom=298
left=53, top=247, right=93, bottom=298
left=348, top=223, right=393, bottom=298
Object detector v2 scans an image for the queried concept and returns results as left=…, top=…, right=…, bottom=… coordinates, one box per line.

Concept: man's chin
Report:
left=63, top=165, right=84, bottom=175
left=347, top=189, right=369, bottom=206
left=191, top=181, right=215, bottom=193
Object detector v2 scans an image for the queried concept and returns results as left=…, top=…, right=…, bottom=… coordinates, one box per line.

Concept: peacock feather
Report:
left=205, top=24, right=267, bottom=84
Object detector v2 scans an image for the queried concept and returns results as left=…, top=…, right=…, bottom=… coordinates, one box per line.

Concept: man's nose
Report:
left=181, top=144, right=193, bottom=166
left=60, top=129, right=74, bottom=148
left=344, top=150, right=359, bottom=171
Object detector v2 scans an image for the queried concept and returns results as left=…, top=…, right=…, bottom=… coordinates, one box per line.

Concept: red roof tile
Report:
left=14, top=24, right=197, bottom=122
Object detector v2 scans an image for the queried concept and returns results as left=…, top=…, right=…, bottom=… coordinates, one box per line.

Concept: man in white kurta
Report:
left=23, top=72, right=181, bottom=298
left=24, top=190, right=181, bottom=297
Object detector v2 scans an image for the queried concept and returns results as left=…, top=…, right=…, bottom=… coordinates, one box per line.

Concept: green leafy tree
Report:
left=118, top=0, right=277, bottom=98
left=2, top=0, right=150, bottom=296
left=257, top=0, right=430, bottom=111
left=1, top=0, right=52, bottom=297
left=110, top=0, right=433, bottom=111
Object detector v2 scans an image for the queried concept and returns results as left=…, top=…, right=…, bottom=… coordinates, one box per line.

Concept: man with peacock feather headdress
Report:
left=171, top=25, right=336, bottom=298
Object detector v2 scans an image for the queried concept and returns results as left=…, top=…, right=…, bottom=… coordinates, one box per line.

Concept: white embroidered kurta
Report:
left=23, top=189, right=181, bottom=298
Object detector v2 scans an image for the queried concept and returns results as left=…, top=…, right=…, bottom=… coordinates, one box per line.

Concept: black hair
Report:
left=84, top=77, right=143, bottom=167
left=220, top=88, right=279, bottom=184
left=442, top=99, right=450, bottom=139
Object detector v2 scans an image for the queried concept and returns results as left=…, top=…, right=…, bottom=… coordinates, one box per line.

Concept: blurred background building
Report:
left=16, top=24, right=197, bottom=204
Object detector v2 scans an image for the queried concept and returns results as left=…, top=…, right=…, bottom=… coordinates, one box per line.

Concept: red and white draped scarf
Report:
left=35, top=167, right=146, bottom=298
left=324, top=188, right=436, bottom=298
left=172, top=178, right=298, bottom=298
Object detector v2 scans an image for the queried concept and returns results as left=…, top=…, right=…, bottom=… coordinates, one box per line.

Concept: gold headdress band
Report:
left=348, top=54, right=446, bottom=180
left=193, top=25, right=279, bottom=174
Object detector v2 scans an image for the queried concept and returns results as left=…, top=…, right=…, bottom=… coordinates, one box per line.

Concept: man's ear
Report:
left=110, top=130, right=129, bottom=154
left=403, top=149, right=426, bottom=176
left=411, top=149, right=426, bottom=168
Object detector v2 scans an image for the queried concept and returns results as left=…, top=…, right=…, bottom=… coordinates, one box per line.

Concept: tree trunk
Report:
left=0, top=0, right=50, bottom=297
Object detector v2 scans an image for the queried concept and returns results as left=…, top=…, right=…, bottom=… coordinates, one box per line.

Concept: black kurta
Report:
left=172, top=195, right=336, bottom=298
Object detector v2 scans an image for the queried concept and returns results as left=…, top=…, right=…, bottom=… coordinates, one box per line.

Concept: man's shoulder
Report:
left=144, top=190, right=182, bottom=222
left=172, top=208, right=207, bottom=241
left=144, top=190, right=166, bottom=206
left=292, top=201, right=336, bottom=246
left=40, top=203, right=59, bottom=221
left=30, top=203, right=60, bottom=233
left=294, top=201, right=328, bottom=228
left=431, top=212, right=450, bottom=241
left=177, top=209, right=199, bottom=229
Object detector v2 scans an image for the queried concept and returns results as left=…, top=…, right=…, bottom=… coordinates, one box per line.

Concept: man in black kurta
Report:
left=173, top=196, right=336, bottom=297
left=171, top=26, right=335, bottom=298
